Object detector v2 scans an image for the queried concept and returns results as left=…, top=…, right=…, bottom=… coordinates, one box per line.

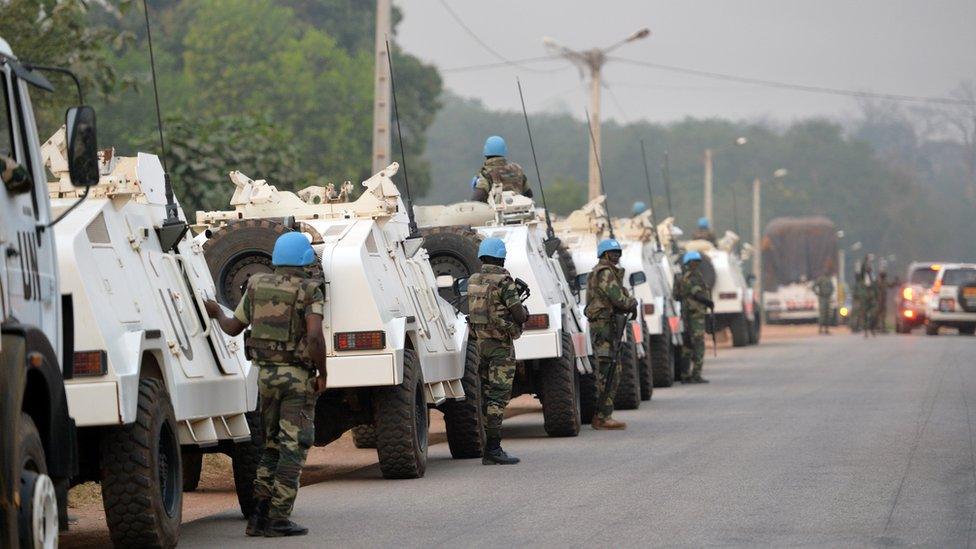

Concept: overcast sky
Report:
left=396, top=0, right=976, bottom=124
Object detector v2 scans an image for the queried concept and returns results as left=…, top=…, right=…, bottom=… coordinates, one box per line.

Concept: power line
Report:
left=610, top=56, right=975, bottom=107
left=442, top=56, right=566, bottom=74
left=436, top=0, right=565, bottom=74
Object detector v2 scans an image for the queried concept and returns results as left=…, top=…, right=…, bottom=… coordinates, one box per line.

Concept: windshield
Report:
left=942, top=268, right=976, bottom=287
left=909, top=268, right=938, bottom=286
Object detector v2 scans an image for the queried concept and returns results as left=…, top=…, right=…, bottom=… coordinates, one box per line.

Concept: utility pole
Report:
left=371, top=0, right=392, bottom=174
left=704, top=148, right=714, bottom=224
left=544, top=28, right=650, bottom=201
left=752, top=177, right=762, bottom=298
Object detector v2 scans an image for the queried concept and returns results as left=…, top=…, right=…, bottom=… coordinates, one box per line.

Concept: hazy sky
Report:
left=396, top=0, right=976, bottom=124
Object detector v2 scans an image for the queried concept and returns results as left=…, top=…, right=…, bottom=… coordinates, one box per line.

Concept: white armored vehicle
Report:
left=415, top=186, right=592, bottom=437
left=46, top=130, right=262, bottom=547
left=196, top=164, right=482, bottom=479
left=683, top=232, right=760, bottom=347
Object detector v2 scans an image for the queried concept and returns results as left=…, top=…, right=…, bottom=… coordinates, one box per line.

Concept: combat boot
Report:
left=245, top=499, right=270, bottom=537
left=264, top=519, right=309, bottom=537
left=592, top=417, right=627, bottom=430
left=691, top=375, right=710, bottom=384
left=482, top=437, right=520, bottom=465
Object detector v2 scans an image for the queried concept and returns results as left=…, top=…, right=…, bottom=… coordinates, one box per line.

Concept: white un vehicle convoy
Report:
left=415, top=186, right=593, bottom=437
left=2, top=38, right=259, bottom=548
left=196, top=164, right=483, bottom=479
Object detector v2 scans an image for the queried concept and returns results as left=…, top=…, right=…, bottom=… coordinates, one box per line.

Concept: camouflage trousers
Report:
left=683, top=313, right=705, bottom=379
left=818, top=298, right=832, bottom=328
left=477, top=337, right=516, bottom=440
left=590, top=319, right=621, bottom=421
left=253, top=364, right=316, bottom=520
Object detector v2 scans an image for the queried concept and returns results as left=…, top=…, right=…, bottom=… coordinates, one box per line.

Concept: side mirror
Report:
left=452, top=277, right=469, bottom=297
left=65, top=106, right=99, bottom=187
left=629, top=271, right=647, bottom=287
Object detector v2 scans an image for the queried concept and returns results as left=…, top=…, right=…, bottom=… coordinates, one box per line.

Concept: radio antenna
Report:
left=516, top=78, right=557, bottom=248
left=385, top=38, right=419, bottom=238
left=639, top=140, right=662, bottom=249
left=584, top=109, right=614, bottom=239
left=661, top=150, right=674, bottom=217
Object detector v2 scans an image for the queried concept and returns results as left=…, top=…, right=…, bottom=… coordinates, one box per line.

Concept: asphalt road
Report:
left=179, top=331, right=976, bottom=548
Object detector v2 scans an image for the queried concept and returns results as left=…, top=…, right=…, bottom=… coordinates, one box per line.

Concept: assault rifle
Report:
left=605, top=311, right=632, bottom=395
left=514, top=277, right=531, bottom=303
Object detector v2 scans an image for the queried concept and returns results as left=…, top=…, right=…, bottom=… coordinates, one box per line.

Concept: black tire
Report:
left=374, top=349, right=428, bottom=479
left=17, top=413, right=58, bottom=549
left=960, top=325, right=976, bottom=336
left=730, top=313, right=750, bottom=347
left=351, top=425, right=378, bottom=449
left=614, top=339, right=641, bottom=410
left=650, top=323, right=674, bottom=389
left=925, top=322, right=939, bottom=336
left=420, top=226, right=483, bottom=310
left=579, top=371, right=597, bottom=424
left=540, top=331, right=582, bottom=437
left=439, top=340, right=485, bottom=459
left=100, top=378, right=182, bottom=548
left=202, top=219, right=291, bottom=307
left=639, top=328, right=655, bottom=399
left=748, top=304, right=761, bottom=345
left=181, top=453, right=202, bottom=492
left=230, top=411, right=262, bottom=518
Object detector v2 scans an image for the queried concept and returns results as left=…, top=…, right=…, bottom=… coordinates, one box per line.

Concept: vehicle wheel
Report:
left=614, top=339, right=641, bottom=410
left=730, top=313, right=750, bottom=347
left=639, top=328, right=655, bottom=399
left=202, top=218, right=291, bottom=307
left=579, top=371, right=597, bottom=424
left=925, top=323, right=939, bottom=336
left=420, top=226, right=482, bottom=309
left=181, top=453, right=202, bottom=492
left=17, top=413, right=58, bottom=549
left=540, top=331, right=581, bottom=437
left=100, top=378, right=182, bottom=548
left=374, top=349, right=428, bottom=479
left=960, top=325, right=976, bottom=336
left=351, top=425, right=377, bottom=449
left=748, top=304, right=762, bottom=345
left=650, top=323, right=674, bottom=389
left=229, top=411, right=263, bottom=518
left=439, top=340, right=485, bottom=459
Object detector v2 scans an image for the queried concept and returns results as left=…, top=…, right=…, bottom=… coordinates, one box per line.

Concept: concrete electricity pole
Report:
left=544, top=28, right=650, bottom=201
left=703, top=136, right=748, bottom=224
left=371, top=0, right=392, bottom=174
left=751, top=168, right=788, bottom=298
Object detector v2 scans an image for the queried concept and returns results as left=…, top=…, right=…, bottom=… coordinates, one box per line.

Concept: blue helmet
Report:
left=632, top=201, right=647, bottom=216
left=272, top=232, right=315, bottom=267
left=682, top=250, right=702, bottom=264
left=483, top=135, right=507, bottom=157
left=478, top=237, right=507, bottom=259
left=597, top=238, right=623, bottom=257
left=697, top=217, right=710, bottom=229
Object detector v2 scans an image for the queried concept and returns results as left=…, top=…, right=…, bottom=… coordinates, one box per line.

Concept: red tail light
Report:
left=524, top=314, right=550, bottom=330
left=73, top=351, right=107, bottom=377
left=903, top=310, right=915, bottom=319
left=642, top=303, right=655, bottom=315
left=334, top=331, right=386, bottom=351
left=719, top=292, right=737, bottom=300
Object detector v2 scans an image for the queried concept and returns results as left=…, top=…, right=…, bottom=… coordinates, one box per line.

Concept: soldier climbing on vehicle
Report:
left=467, top=237, right=528, bottom=465
left=205, top=232, right=327, bottom=537
left=674, top=251, right=714, bottom=384
left=584, top=238, right=638, bottom=430
left=470, top=135, right=533, bottom=202
left=692, top=217, right=717, bottom=244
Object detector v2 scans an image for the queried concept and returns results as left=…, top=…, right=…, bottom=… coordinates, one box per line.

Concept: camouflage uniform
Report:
left=691, top=228, right=717, bottom=244
left=874, top=274, right=890, bottom=333
left=234, top=266, right=325, bottom=520
left=813, top=275, right=834, bottom=332
left=673, top=265, right=709, bottom=380
left=584, top=257, right=637, bottom=421
left=853, top=272, right=876, bottom=336
left=467, top=264, right=525, bottom=441
left=471, top=157, right=530, bottom=200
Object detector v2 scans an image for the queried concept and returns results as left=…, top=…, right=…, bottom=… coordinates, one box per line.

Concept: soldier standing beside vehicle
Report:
left=470, top=135, right=533, bottom=202
left=813, top=274, right=834, bottom=335
left=467, top=237, right=527, bottom=465
left=874, top=270, right=891, bottom=333
left=584, top=239, right=638, bottom=429
left=692, top=217, right=717, bottom=244
left=205, top=232, right=327, bottom=537
left=854, top=260, right=876, bottom=337
left=673, top=251, right=714, bottom=384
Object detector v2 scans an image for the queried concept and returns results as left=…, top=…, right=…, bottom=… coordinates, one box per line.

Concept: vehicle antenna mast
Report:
left=517, top=78, right=557, bottom=249
left=584, top=109, right=614, bottom=239
left=639, top=140, right=662, bottom=250
left=385, top=38, right=420, bottom=239
left=661, top=151, right=674, bottom=217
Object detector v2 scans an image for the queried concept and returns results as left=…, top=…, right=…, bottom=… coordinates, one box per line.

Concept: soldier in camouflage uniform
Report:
left=874, top=271, right=891, bottom=333
left=467, top=237, right=527, bottom=465
left=692, top=217, right=717, bottom=244
left=854, top=259, right=876, bottom=337
left=584, top=238, right=637, bottom=430
left=813, top=274, right=835, bottom=334
left=673, top=251, right=714, bottom=383
left=470, top=135, right=533, bottom=202
left=205, top=232, right=327, bottom=537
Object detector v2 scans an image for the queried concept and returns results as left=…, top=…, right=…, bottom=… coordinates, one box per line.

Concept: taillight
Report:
left=902, top=287, right=913, bottom=300
left=73, top=351, right=107, bottom=377
left=334, top=331, right=386, bottom=351
left=719, top=292, right=737, bottom=300
left=524, top=314, right=550, bottom=330
left=642, top=303, right=655, bottom=315
left=903, top=310, right=915, bottom=319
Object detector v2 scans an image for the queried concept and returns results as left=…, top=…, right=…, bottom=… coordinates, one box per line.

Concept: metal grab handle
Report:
left=160, top=253, right=212, bottom=337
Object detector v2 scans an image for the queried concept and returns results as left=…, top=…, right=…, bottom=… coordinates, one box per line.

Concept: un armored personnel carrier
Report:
left=414, top=186, right=592, bottom=436
left=45, top=130, right=262, bottom=546
left=196, top=164, right=482, bottom=479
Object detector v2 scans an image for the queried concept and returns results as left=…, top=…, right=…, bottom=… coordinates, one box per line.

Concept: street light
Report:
left=751, top=168, right=788, bottom=298
left=544, top=28, right=651, bottom=200
left=703, top=136, right=749, bottom=223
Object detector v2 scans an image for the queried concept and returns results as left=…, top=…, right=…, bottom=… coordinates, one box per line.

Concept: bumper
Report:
left=928, top=311, right=976, bottom=324
left=326, top=353, right=398, bottom=388
left=514, top=330, right=560, bottom=360
left=65, top=382, right=120, bottom=426
left=767, top=309, right=818, bottom=321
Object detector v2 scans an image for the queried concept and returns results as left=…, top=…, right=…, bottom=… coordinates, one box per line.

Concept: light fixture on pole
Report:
left=544, top=28, right=651, bottom=200
left=703, top=136, right=748, bottom=225
left=752, top=168, right=788, bottom=298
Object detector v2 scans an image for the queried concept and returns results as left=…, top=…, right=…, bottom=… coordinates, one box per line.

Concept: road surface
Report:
left=171, top=331, right=976, bottom=546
